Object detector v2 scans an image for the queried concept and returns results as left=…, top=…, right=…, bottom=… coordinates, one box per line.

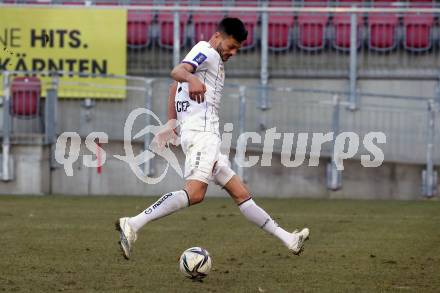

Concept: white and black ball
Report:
left=179, top=247, right=212, bottom=280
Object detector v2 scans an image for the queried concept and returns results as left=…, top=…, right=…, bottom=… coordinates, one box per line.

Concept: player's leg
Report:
left=127, top=179, right=207, bottom=231
left=117, top=180, right=208, bottom=259
left=213, top=157, right=309, bottom=254
left=124, top=179, right=207, bottom=230
left=184, top=179, right=208, bottom=205
left=226, top=176, right=309, bottom=255
left=117, top=131, right=216, bottom=259
left=127, top=181, right=206, bottom=231
left=127, top=130, right=214, bottom=231
left=116, top=188, right=189, bottom=259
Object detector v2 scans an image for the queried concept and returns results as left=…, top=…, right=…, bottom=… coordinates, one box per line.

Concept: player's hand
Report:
left=188, top=76, right=206, bottom=104
left=150, top=120, right=179, bottom=152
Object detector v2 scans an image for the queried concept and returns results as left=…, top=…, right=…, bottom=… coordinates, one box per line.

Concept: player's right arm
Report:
left=170, top=63, right=206, bottom=103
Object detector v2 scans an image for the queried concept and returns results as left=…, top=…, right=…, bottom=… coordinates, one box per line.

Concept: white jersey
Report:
left=175, top=41, right=225, bottom=136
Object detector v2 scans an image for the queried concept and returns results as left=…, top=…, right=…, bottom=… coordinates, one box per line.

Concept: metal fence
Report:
left=1, top=71, right=438, bottom=194
left=0, top=70, right=160, bottom=182
left=119, top=3, right=440, bottom=82
left=3, top=2, right=439, bottom=80
left=119, top=3, right=440, bottom=105
left=1, top=4, right=439, bottom=195
left=230, top=84, right=440, bottom=163
left=228, top=84, right=440, bottom=195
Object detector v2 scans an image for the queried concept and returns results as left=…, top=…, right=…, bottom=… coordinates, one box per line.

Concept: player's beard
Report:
left=216, top=42, right=230, bottom=62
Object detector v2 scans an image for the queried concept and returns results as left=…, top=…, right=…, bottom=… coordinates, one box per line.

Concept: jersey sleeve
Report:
left=181, top=43, right=210, bottom=72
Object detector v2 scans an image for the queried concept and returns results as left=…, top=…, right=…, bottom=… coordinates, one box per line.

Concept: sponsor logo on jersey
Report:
left=193, top=53, right=207, bottom=65
left=176, top=101, right=190, bottom=112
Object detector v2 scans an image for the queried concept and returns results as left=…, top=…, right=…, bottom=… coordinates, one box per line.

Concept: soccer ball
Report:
left=179, top=247, right=212, bottom=280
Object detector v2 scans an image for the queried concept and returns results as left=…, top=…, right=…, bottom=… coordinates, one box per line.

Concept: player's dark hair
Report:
left=217, top=17, right=248, bottom=43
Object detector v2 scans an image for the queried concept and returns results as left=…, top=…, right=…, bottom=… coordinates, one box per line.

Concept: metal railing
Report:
left=3, top=3, right=439, bottom=79
left=117, top=4, right=440, bottom=78
left=229, top=83, right=439, bottom=195
left=0, top=70, right=156, bottom=180
left=119, top=4, right=440, bottom=106
left=2, top=3, right=440, bottom=101
left=1, top=70, right=439, bottom=195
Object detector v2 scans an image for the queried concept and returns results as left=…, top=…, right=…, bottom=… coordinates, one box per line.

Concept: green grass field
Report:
left=0, top=196, right=439, bottom=292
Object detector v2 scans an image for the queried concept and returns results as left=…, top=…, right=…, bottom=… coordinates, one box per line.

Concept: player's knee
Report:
left=188, top=190, right=205, bottom=205
left=213, top=156, right=235, bottom=187
left=184, top=179, right=208, bottom=205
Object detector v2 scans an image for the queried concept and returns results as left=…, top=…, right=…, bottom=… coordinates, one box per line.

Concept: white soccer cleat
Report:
left=115, top=217, right=137, bottom=259
left=288, top=228, right=310, bottom=255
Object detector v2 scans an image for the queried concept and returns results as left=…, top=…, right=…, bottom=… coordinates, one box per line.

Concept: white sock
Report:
left=128, top=190, right=190, bottom=232
left=239, top=198, right=294, bottom=247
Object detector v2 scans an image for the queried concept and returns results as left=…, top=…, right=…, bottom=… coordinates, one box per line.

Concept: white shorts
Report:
left=180, top=130, right=235, bottom=186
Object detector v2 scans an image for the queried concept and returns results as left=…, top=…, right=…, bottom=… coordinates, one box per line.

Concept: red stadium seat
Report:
left=129, top=0, right=155, bottom=5
left=332, top=14, right=364, bottom=51
left=23, top=0, right=51, bottom=4
left=368, top=14, right=399, bottom=51
left=297, top=13, right=329, bottom=50
left=193, top=12, right=225, bottom=43
left=268, top=0, right=292, bottom=4
left=403, top=13, right=434, bottom=51
left=336, top=0, right=364, bottom=6
left=227, top=13, right=259, bottom=49
left=232, top=0, right=259, bottom=4
left=197, top=0, right=224, bottom=6
left=267, top=0, right=294, bottom=50
left=302, top=0, right=328, bottom=6
left=10, top=77, right=41, bottom=118
left=61, top=1, right=87, bottom=5
left=372, top=0, right=398, bottom=4
left=228, top=1, right=259, bottom=49
left=268, top=13, right=295, bottom=50
left=229, top=0, right=260, bottom=49
left=127, top=11, right=154, bottom=47
left=192, top=1, right=225, bottom=43
left=157, top=12, right=190, bottom=48
left=95, top=0, right=119, bottom=5
left=268, top=0, right=293, bottom=9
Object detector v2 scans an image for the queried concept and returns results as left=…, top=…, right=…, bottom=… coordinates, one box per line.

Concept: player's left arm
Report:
left=150, top=82, right=179, bottom=150
left=167, top=81, right=177, bottom=123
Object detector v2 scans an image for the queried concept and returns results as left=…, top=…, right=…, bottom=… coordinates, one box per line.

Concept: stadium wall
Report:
left=0, top=77, right=438, bottom=198
left=0, top=145, right=50, bottom=195
left=0, top=142, right=438, bottom=200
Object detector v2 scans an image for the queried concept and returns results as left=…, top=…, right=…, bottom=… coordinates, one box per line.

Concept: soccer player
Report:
left=116, top=18, right=309, bottom=259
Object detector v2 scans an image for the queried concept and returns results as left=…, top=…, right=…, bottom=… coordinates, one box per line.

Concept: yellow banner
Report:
left=0, top=7, right=127, bottom=99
